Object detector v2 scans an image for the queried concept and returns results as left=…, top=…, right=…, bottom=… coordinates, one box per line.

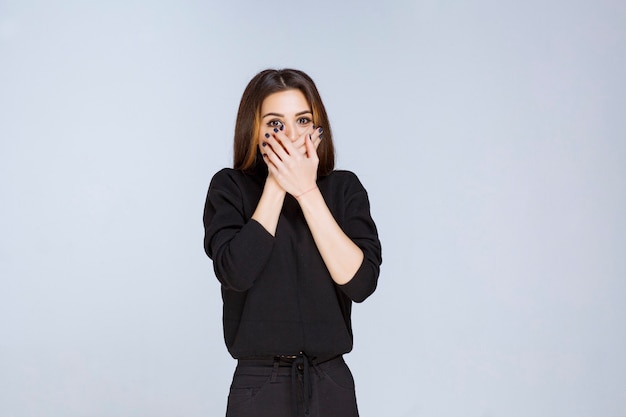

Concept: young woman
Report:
left=203, top=68, right=382, bottom=417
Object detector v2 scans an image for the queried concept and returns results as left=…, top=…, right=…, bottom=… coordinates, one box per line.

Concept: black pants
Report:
left=226, top=355, right=359, bottom=417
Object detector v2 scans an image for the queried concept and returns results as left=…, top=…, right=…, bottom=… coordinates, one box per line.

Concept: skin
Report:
left=250, top=89, right=364, bottom=285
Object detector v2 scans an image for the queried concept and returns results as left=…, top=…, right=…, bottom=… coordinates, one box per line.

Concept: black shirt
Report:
left=203, top=166, right=382, bottom=359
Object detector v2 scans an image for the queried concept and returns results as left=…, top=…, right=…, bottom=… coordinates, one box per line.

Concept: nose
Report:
left=282, top=122, right=298, bottom=142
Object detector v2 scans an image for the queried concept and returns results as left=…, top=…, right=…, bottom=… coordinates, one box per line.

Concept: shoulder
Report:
left=209, top=168, right=254, bottom=188
left=325, top=169, right=361, bottom=184
left=323, top=170, right=367, bottom=193
left=211, top=167, right=240, bottom=182
left=206, top=168, right=246, bottom=197
left=208, top=168, right=265, bottom=203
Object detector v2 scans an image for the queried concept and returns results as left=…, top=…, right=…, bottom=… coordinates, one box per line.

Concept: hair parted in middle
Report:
left=233, top=68, right=335, bottom=177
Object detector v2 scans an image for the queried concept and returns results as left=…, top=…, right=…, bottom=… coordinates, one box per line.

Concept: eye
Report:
left=297, top=117, right=312, bottom=125
left=266, top=119, right=283, bottom=128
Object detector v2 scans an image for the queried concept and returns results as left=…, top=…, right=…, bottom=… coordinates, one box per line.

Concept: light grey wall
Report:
left=1, top=1, right=624, bottom=416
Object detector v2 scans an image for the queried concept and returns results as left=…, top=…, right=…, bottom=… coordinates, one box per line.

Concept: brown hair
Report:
left=233, top=68, right=335, bottom=176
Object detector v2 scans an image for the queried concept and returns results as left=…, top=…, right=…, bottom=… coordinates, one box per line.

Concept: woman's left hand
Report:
left=261, top=128, right=319, bottom=197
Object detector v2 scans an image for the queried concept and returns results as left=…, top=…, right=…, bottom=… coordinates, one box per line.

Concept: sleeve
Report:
left=203, top=169, right=275, bottom=292
left=336, top=173, right=383, bottom=303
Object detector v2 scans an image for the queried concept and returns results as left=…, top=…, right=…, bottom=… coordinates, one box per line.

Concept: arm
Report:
left=205, top=130, right=322, bottom=289
left=296, top=187, right=364, bottom=285
left=332, top=182, right=382, bottom=302
left=253, top=126, right=322, bottom=235
left=203, top=169, right=276, bottom=291
left=262, top=132, right=381, bottom=300
left=251, top=174, right=285, bottom=236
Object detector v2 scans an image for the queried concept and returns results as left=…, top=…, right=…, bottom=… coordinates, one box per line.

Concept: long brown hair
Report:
left=233, top=69, right=335, bottom=176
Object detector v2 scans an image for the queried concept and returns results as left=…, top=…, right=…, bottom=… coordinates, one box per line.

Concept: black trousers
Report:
left=226, top=355, right=359, bottom=417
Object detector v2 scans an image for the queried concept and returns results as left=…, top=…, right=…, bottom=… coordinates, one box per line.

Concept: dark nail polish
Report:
left=318, top=127, right=323, bottom=133
left=280, top=124, right=284, bottom=131
left=273, top=128, right=279, bottom=133
left=312, top=125, right=317, bottom=129
left=319, top=134, right=324, bottom=140
left=265, top=133, right=270, bottom=138
left=262, top=142, right=267, bottom=147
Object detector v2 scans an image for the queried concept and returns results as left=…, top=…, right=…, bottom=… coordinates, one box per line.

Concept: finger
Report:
left=272, top=127, right=298, bottom=155
left=263, top=132, right=289, bottom=161
left=262, top=141, right=283, bottom=167
left=262, top=145, right=285, bottom=175
left=304, top=131, right=319, bottom=159
left=264, top=153, right=278, bottom=172
left=263, top=155, right=282, bottom=181
left=309, top=125, right=323, bottom=151
left=297, top=128, right=318, bottom=154
left=265, top=125, right=291, bottom=153
left=292, top=135, right=307, bottom=154
left=312, top=133, right=322, bottom=150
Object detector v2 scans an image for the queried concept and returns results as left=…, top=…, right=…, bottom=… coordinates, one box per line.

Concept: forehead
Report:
left=261, top=89, right=310, bottom=114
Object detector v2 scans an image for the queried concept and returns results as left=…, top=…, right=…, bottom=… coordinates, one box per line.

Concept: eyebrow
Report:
left=262, top=110, right=312, bottom=118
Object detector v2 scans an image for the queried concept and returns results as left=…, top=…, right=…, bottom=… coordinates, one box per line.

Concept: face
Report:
left=258, top=89, right=313, bottom=145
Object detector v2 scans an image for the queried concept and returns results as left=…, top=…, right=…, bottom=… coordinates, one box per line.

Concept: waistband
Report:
left=236, top=353, right=342, bottom=417
left=237, top=352, right=341, bottom=367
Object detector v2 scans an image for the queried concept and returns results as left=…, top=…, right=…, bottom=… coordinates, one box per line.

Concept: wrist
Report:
left=295, top=185, right=319, bottom=200
left=265, top=175, right=287, bottom=195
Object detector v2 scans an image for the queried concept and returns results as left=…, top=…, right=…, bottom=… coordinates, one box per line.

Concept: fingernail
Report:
left=262, top=153, right=267, bottom=157
left=265, top=133, right=270, bottom=138
left=319, top=134, right=324, bottom=140
left=262, top=142, right=267, bottom=147
left=318, top=127, right=323, bottom=133
left=280, top=124, right=284, bottom=131
left=273, top=128, right=279, bottom=133
left=312, top=125, right=317, bottom=129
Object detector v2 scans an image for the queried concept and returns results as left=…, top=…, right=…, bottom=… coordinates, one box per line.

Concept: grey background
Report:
left=1, top=0, right=625, bottom=416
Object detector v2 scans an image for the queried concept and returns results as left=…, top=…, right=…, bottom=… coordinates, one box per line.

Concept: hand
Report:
left=291, top=125, right=324, bottom=155
left=261, top=126, right=320, bottom=197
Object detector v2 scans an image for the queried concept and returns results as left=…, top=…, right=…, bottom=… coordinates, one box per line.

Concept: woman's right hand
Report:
left=292, top=125, right=323, bottom=155
left=260, top=126, right=320, bottom=198
left=259, top=124, right=323, bottom=185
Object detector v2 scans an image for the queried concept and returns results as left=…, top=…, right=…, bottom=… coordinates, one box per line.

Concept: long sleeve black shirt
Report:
left=203, top=166, right=382, bottom=359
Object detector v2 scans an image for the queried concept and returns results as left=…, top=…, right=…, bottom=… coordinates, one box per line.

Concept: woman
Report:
left=203, top=68, right=382, bottom=417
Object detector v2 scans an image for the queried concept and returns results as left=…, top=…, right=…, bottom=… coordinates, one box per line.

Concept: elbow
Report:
left=351, top=276, right=378, bottom=303
left=213, top=258, right=256, bottom=292
left=340, top=260, right=380, bottom=303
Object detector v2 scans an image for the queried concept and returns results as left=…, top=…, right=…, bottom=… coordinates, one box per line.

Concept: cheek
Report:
left=257, top=128, right=269, bottom=143
left=295, top=124, right=310, bottom=137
